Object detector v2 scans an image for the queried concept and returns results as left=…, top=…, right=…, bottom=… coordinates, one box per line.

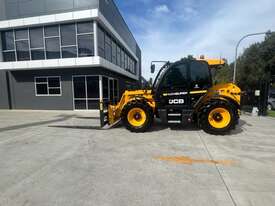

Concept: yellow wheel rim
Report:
left=127, top=108, right=147, bottom=127
left=208, top=107, right=231, bottom=129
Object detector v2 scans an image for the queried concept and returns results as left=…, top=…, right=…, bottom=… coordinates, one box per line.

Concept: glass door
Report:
left=73, top=75, right=100, bottom=110
left=86, top=76, right=99, bottom=109
left=73, top=76, right=87, bottom=110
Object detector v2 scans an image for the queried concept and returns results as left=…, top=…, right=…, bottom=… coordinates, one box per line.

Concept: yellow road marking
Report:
left=155, top=156, right=235, bottom=166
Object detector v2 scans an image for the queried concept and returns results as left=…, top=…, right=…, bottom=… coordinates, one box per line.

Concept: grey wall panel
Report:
left=45, top=0, right=74, bottom=13
left=99, top=0, right=137, bottom=54
left=9, top=67, right=137, bottom=110
left=75, top=0, right=96, bottom=9
left=0, top=0, right=99, bottom=20
left=0, top=71, right=10, bottom=109
left=19, top=0, right=46, bottom=17
left=10, top=69, right=74, bottom=110
left=0, top=0, right=6, bottom=20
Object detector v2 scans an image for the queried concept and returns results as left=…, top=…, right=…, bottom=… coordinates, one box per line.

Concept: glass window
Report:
left=36, top=77, right=47, bottom=83
left=114, top=79, right=119, bottom=100
left=88, top=100, right=99, bottom=110
left=86, top=76, right=99, bottom=98
left=105, top=34, right=112, bottom=61
left=117, top=46, right=121, bottom=67
left=190, top=61, right=211, bottom=89
left=121, top=50, right=125, bottom=69
left=74, top=100, right=87, bottom=110
left=103, top=77, right=109, bottom=99
left=31, top=49, right=45, bottom=60
left=111, top=41, right=116, bottom=65
left=73, top=76, right=86, bottom=98
left=60, top=23, right=76, bottom=46
left=3, top=51, right=16, bottom=62
left=44, top=25, right=59, bottom=37
left=98, top=27, right=105, bottom=57
left=16, top=40, right=30, bottom=61
left=125, top=55, right=128, bottom=70
left=1, top=31, right=15, bottom=50
left=161, top=63, right=188, bottom=90
left=77, top=21, right=93, bottom=34
left=109, top=79, right=114, bottom=101
left=36, top=84, right=48, bottom=95
left=48, top=77, right=60, bottom=87
left=133, top=61, right=136, bottom=74
left=45, top=38, right=60, bottom=59
left=49, top=88, right=61, bottom=95
left=15, top=29, right=28, bottom=40
left=62, top=46, right=77, bottom=58
left=35, top=76, right=61, bottom=96
left=29, top=27, right=44, bottom=48
left=77, top=34, right=94, bottom=57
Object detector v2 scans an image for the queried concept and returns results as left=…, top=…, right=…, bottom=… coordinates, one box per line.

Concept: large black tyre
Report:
left=121, top=100, right=153, bottom=133
left=199, top=101, right=237, bottom=135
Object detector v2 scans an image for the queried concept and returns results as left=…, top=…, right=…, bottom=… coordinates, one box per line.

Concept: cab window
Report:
left=160, top=63, right=188, bottom=90
left=190, top=61, right=211, bottom=89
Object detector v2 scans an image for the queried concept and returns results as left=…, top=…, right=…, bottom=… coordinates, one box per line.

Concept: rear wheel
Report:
left=200, top=101, right=236, bottom=135
left=122, top=101, right=153, bottom=133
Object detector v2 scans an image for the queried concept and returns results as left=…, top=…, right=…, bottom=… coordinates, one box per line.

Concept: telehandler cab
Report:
left=100, top=57, right=241, bottom=135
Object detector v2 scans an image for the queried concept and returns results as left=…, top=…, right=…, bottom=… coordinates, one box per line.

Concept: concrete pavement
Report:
left=0, top=110, right=274, bottom=206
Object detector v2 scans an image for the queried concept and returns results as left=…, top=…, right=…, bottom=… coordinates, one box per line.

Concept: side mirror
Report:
left=151, top=64, right=155, bottom=73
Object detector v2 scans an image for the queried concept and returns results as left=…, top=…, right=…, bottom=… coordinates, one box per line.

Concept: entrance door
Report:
left=108, top=78, right=119, bottom=103
left=73, top=76, right=99, bottom=110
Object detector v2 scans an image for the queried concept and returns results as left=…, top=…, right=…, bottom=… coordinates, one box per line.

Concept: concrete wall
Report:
left=9, top=68, right=137, bottom=110
left=0, top=71, right=10, bottom=109
left=0, top=0, right=99, bottom=20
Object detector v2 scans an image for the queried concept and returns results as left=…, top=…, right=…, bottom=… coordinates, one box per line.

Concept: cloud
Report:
left=129, top=0, right=275, bottom=79
left=154, top=4, right=170, bottom=14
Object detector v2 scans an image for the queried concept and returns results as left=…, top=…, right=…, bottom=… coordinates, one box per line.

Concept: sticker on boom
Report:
left=169, top=99, right=185, bottom=105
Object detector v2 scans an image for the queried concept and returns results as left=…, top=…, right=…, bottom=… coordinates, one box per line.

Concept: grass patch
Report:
left=268, top=110, right=275, bottom=117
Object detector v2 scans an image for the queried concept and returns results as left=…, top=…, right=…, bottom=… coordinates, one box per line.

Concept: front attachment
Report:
left=99, top=100, right=109, bottom=128
left=99, top=101, right=121, bottom=129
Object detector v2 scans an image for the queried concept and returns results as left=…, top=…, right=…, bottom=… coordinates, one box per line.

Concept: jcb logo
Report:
left=169, top=99, right=185, bottom=105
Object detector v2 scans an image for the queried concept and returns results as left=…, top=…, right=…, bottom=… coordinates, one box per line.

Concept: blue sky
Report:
left=115, top=0, right=275, bottom=79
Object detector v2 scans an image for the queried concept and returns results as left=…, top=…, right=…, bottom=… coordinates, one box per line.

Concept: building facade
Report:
left=0, top=0, right=141, bottom=110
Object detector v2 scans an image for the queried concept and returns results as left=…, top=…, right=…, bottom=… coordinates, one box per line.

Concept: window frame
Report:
left=34, top=76, right=62, bottom=97
left=97, top=25, right=137, bottom=75
left=2, top=21, right=95, bottom=62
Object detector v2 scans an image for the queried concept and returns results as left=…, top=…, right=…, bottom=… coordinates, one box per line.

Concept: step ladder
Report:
left=167, top=110, right=182, bottom=124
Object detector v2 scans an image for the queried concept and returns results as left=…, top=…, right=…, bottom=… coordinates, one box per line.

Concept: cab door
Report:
left=189, top=61, right=212, bottom=107
left=155, top=62, right=190, bottom=109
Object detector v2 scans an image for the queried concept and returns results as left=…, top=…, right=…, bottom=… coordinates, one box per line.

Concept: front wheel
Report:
left=200, top=102, right=236, bottom=135
left=121, top=101, right=153, bottom=133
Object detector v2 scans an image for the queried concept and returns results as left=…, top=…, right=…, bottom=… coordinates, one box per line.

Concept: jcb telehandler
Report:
left=100, top=57, right=241, bottom=135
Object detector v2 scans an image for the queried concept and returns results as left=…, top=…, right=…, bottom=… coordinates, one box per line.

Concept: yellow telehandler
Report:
left=100, top=56, right=241, bottom=135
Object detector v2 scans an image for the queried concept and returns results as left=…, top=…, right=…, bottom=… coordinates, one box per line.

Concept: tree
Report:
left=235, top=33, right=275, bottom=90
left=212, top=64, right=233, bottom=84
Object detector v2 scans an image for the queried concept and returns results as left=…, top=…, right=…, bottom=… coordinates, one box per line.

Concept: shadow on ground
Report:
left=0, top=115, right=76, bottom=133
left=46, top=118, right=248, bottom=136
